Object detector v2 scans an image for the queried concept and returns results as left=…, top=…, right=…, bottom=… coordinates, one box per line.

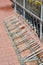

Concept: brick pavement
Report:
left=0, top=0, right=43, bottom=65
left=0, top=0, right=20, bottom=65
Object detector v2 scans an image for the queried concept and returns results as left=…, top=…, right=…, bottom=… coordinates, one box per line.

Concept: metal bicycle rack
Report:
left=10, top=0, right=43, bottom=40
left=4, top=13, right=43, bottom=65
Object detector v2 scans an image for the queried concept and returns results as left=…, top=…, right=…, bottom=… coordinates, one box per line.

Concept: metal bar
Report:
left=12, top=0, right=43, bottom=23
left=23, top=0, right=25, bottom=17
left=40, top=22, right=42, bottom=40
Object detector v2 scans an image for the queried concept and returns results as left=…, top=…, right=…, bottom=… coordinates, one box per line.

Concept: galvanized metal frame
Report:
left=4, top=13, right=43, bottom=65
left=11, top=0, right=43, bottom=40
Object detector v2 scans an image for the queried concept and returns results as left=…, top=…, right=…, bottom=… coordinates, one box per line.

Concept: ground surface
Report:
left=0, top=0, right=20, bottom=65
left=0, top=0, right=43, bottom=65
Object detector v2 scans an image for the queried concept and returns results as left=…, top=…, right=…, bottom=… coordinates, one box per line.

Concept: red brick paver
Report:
left=0, top=0, right=20, bottom=65
left=0, top=0, right=43, bottom=65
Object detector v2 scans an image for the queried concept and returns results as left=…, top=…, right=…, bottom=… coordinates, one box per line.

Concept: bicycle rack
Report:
left=4, top=13, right=43, bottom=65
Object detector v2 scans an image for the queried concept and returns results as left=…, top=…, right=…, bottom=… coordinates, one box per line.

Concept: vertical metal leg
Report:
left=40, top=4, right=43, bottom=40
left=15, top=0, right=16, bottom=11
left=23, top=0, right=25, bottom=18
left=23, top=10, right=25, bottom=18
left=40, top=22, right=42, bottom=40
